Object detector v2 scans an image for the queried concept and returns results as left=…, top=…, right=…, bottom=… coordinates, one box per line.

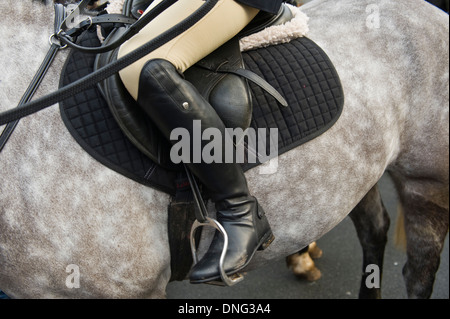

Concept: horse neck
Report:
left=0, top=1, right=54, bottom=111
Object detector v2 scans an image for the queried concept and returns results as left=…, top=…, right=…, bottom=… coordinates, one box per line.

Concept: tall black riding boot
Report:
left=136, top=59, right=274, bottom=284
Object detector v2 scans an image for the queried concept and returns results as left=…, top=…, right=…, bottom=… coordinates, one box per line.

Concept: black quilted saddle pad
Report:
left=242, top=38, right=343, bottom=170
left=59, top=30, right=178, bottom=195
left=59, top=29, right=344, bottom=194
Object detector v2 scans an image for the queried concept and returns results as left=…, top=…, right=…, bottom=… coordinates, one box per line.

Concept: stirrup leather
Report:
left=190, top=217, right=244, bottom=287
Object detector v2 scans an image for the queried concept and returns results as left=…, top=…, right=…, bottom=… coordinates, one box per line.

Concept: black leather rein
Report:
left=0, top=4, right=66, bottom=153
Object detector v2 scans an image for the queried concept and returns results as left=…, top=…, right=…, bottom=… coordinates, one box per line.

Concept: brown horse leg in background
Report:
left=286, top=183, right=391, bottom=298
left=288, top=172, right=449, bottom=299
left=286, top=242, right=323, bottom=282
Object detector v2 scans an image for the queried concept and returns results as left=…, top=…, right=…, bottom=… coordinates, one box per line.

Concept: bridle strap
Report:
left=0, top=4, right=66, bottom=153
left=58, top=0, right=178, bottom=54
left=63, top=14, right=137, bottom=38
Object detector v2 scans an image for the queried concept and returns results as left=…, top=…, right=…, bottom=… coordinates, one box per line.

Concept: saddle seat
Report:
left=95, top=4, right=293, bottom=170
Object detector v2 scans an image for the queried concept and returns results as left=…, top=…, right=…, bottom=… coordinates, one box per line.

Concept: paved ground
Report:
left=166, top=174, right=449, bottom=299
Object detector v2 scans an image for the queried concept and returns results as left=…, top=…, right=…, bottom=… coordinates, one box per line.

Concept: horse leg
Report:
left=286, top=242, right=322, bottom=281
left=348, top=183, right=390, bottom=299
left=390, top=172, right=449, bottom=299
left=307, top=241, right=323, bottom=259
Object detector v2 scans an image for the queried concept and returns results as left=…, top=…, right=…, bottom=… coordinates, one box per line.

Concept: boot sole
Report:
left=189, top=230, right=275, bottom=285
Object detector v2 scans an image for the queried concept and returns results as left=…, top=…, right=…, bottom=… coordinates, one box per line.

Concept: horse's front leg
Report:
left=349, top=183, right=390, bottom=299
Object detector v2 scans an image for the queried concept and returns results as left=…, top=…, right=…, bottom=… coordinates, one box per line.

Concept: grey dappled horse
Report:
left=0, top=0, right=448, bottom=298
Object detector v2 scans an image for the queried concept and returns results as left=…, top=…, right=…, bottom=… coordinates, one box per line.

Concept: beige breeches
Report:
left=118, top=0, right=259, bottom=100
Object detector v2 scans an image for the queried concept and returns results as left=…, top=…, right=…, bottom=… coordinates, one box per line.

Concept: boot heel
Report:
left=258, top=232, right=275, bottom=251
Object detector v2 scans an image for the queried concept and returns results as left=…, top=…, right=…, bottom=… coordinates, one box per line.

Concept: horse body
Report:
left=0, top=0, right=448, bottom=298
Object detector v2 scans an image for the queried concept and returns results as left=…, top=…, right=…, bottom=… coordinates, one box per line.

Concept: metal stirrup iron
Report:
left=184, top=166, right=244, bottom=287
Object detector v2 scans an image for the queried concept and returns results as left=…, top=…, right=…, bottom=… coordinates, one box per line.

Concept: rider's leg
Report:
left=137, top=59, right=274, bottom=283
left=118, top=0, right=274, bottom=283
left=118, top=0, right=259, bottom=100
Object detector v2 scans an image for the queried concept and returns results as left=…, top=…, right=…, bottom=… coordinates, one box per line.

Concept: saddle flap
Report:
left=184, top=37, right=253, bottom=130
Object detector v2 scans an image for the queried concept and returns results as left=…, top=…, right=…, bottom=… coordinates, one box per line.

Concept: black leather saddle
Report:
left=94, top=2, right=293, bottom=171
left=59, top=2, right=344, bottom=196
